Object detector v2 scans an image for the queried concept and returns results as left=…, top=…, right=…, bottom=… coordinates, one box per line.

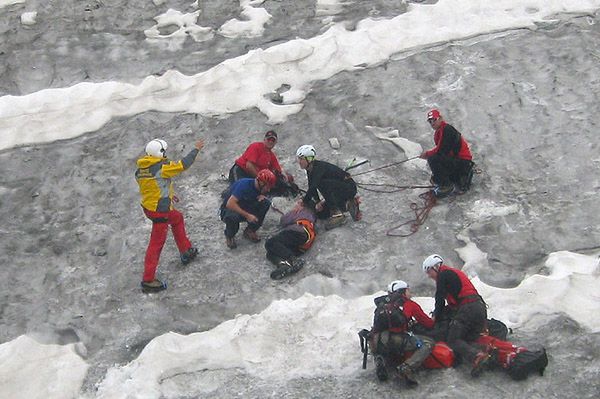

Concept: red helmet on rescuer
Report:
left=427, top=109, right=441, bottom=121
left=257, top=169, right=277, bottom=189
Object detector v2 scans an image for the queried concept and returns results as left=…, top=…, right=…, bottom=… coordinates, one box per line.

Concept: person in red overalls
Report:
left=135, top=138, right=205, bottom=293
left=422, top=254, right=491, bottom=377
left=419, top=109, right=474, bottom=198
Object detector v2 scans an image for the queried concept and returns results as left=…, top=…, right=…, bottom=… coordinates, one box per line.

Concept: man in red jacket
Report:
left=422, top=254, right=491, bottom=377
left=228, top=130, right=298, bottom=197
left=419, top=109, right=474, bottom=198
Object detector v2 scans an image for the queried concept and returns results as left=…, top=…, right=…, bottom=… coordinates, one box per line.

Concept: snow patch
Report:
left=218, top=0, right=272, bottom=39
left=466, top=199, right=520, bottom=220
left=144, top=9, right=213, bottom=50
left=96, top=250, right=600, bottom=398
left=0, top=336, right=88, bottom=399
left=20, top=11, right=37, bottom=25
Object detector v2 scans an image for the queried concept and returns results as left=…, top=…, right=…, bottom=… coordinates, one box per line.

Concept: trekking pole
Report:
left=358, top=329, right=370, bottom=369
left=351, top=156, right=420, bottom=177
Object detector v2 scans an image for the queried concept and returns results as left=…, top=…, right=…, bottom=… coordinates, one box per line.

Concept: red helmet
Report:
left=256, top=169, right=277, bottom=189
left=427, top=109, right=441, bottom=121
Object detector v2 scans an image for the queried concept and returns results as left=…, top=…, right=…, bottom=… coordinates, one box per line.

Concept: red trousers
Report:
left=142, top=208, right=192, bottom=282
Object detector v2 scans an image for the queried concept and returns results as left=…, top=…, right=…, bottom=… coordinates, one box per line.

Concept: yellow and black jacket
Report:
left=135, top=148, right=199, bottom=212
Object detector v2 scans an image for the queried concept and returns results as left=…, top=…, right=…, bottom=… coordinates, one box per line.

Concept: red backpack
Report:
left=422, top=342, right=455, bottom=369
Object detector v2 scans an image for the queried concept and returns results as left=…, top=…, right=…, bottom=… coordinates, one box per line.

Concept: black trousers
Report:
left=315, top=178, right=357, bottom=219
left=428, top=154, right=472, bottom=187
left=220, top=200, right=271, bottom=238
left=228, top=164, right=251, bottom=183
left=446, top=300, right=487, bottom=364
left=265, top=229, right=307, bottom=264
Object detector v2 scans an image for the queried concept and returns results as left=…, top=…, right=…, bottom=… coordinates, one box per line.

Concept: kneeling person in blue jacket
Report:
left=220, top=169, right=276, bottom=249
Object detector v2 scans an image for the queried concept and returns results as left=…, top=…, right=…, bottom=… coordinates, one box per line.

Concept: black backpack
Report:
left=488, top=318, right=511, bottom=341
left=507, top=347, right=548, bottom=380
left=372, top=295, right=407, bottom=332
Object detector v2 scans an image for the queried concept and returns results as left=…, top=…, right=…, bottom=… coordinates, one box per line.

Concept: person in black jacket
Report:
left=295, top=145, right=361, bottom=230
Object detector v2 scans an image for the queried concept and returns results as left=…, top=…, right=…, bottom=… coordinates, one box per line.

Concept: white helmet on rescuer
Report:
left=422, top=254, right=444, bottom=272
left=388, top=280, right=409, bottom=293
left=296, top=144, right=316, bottom=159
left=145, top=139, right=168, bottom=158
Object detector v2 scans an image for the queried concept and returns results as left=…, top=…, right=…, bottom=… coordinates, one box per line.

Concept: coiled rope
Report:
left=385, top=190, right=437, bottom=237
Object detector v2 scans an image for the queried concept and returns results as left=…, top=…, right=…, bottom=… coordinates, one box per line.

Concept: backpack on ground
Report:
left=487, top=318, right=511, bottom=341
left=506, top=347, right=548, bottom=381
left=476, top=335, right=548, bottom=380
left=476, top=335, right=523, bottom=369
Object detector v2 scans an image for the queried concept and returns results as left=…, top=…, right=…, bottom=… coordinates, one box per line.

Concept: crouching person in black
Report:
left=369, top=280, right=435, bottom=387
left=265, top=201, right=316, bottom=280
left=296, top=144, right=361, bottom=230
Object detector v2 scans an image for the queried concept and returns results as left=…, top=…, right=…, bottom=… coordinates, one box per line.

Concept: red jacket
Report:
left=435, top=264, right=479, bottom=313
left=235, top=142, right=282, bottom=174
left=403, top=299, right=435, bottom=329
left=424, top=121, right=472, bottom=160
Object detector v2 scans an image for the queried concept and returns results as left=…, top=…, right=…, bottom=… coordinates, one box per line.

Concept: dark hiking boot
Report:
left=243, top=227, right=261, bottom=243
left=289, top=258, right=305, bottom=273
left=180, top=247, right=198, bottom=265
left=397, top=364, right=418, bottom=388
left=346, top=196, right=362, bottom=221
left=225, top=236, right=237, bottom=249
left=433, top=184, right=454, bottom=199
left=374, top=355, right=388, bottom=382
left=141, top=279, right=167, bottom=293
left=471, top=352, right=491, bottom=378
left=325, top=212, right=347, bottom=230
left=458, top=163, right=475, bottom=192
left=270, top=258, right=305, bottom=280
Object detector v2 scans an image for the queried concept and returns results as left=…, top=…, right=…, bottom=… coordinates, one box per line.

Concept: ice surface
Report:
left=1, top=0, right=600, bottom=398
left=0, top=335, right=88, bottom=399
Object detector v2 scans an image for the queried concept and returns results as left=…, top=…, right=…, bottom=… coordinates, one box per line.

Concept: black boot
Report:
left=397, top=364, right=418, bottom=388
left=141, top=279, right=167, bottom=293
left=180, top=247, right=198, bottom=264
left=374, top=355, right=388, bottom=382
left=270, top=258, right=305, bottom=280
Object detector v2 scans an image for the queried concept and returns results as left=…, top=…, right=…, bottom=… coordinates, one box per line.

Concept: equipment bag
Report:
left=487, top=318, right=511, bottom=341
left=507, top=347, right=548, bottom=381
left=476, top=335, right=524, bottom=369
left=422, top=342, right=455, bottom=369
left=372, top=295, right=407, bottom=333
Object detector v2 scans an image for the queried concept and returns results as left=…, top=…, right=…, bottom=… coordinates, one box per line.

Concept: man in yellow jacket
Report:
left=136, top=138, right=205, bottom=293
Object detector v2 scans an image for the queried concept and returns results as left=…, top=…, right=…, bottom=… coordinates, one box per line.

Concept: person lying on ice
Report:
left=135, top=138, right=205, bottom=294
left=264, top=200, right=317, bottom=280
left=422, top=254, right=491, bottom=377
left=295, top=144, right=361, bottom=230
left=228, top=130, right=299, bottom=197
left=220, top=169, right=276, bottom=249
left=369, top=280, right=435, bottom=387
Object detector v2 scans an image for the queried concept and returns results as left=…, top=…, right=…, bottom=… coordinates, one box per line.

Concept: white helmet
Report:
left=296, top=144, right=316, bottom=159
left=145, top=139, right=168, bottom=158
left=422, top=254, right=444, bottom=272
left=388, top=280, right=409, bottom=293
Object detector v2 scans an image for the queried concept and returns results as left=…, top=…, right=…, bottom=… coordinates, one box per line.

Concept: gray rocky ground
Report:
left=0, top=1, right=599, bottom=397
